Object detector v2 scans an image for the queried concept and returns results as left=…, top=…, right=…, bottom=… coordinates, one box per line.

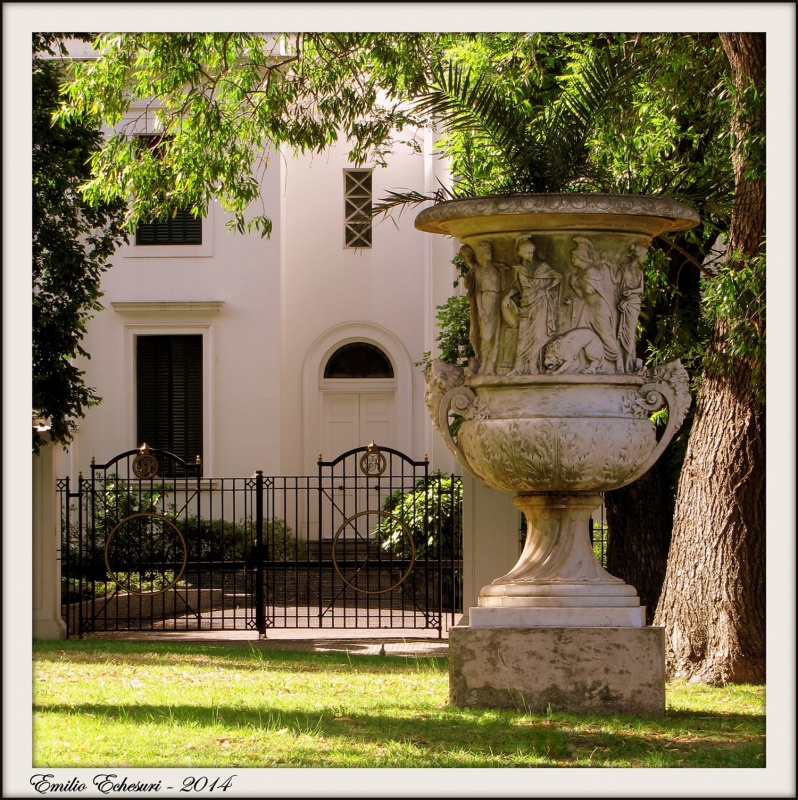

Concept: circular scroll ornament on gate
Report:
left=104, top=512, right=187, bottom=594
left=132, top=444, right=159, bottom=479
left=331, top=510, right=415, bottom=595
left=359, top=441, right=387, bottom=476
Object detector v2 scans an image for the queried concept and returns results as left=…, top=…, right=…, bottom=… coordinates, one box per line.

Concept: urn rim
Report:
left=414, top=192, right=700, bottom=239
left=466, top=372, right=649, bottom=388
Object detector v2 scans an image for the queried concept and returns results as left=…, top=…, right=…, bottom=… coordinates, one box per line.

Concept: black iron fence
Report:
left=59, top=444, right=463, bottom=638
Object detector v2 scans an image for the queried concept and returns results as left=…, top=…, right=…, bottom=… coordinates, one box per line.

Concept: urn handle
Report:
left=424, top=359, right=477, bottom=471
left=437, top=385, right=477, bottom=471
left=622, top=359, right=692, bottom=487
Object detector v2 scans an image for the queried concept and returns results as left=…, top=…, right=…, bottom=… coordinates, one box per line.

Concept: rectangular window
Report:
left=344, top=170, right=373, bottom=248
left=136, top=335, right=203, bottom=475
left=134, top=135, right=202, bottom=246
left=135, top=209, right=202, bottom=245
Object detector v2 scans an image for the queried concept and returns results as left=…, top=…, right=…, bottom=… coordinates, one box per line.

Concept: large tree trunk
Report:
left=654, top=33, right=766, bottom=684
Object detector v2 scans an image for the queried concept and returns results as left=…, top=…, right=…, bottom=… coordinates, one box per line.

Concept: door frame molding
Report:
left=302, top=322, right=413, bottom=471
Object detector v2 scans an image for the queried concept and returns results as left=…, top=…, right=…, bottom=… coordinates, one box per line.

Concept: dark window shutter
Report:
left=137, top=335, right=203, bottom=475
left=136, top=208, right=202, bottom=245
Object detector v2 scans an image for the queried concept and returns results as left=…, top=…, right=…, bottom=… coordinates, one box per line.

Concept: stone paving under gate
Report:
left=81, top=625, right=453, bottom=658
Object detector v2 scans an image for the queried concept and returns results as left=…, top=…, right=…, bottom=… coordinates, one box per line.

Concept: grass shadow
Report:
left=33, top=697, right=765, bottom=768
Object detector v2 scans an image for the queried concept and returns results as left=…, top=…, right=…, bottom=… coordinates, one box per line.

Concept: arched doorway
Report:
left=320, top=341, right=397, bottom=460
left=302, top=323, right=414, bottom=474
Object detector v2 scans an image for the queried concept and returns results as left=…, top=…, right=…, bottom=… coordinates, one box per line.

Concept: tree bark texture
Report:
left=718, top=33, right=766, bottom=255
left=654, top=33, right=766, bottom=685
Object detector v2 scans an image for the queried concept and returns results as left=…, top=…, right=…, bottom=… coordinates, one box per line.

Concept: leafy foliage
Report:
left=416, top=295, right=473, bottom=373
left=56, top=33, right=441, bottom=237
left=701, top=245, right=766, bottom=404
left=416, top=253, right=474, bottom=372
left=376, top=35, right=644, bottom=216
left=373, top=476, right=463, bottom=563
left=33, top=33, right=129, bottom=452
left=63, top=571, right=186, bottom=602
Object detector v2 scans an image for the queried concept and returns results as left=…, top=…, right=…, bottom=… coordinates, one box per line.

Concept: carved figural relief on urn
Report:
left=417, top=194, right=698, bottom=627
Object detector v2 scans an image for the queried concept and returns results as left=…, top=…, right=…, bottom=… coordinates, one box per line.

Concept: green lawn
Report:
left=33, top=639, right=765, bottom=769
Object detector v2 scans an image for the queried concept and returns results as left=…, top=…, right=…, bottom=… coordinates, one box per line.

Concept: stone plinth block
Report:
left=469, top=605, right=646, bottom=627
left=449, top=625, right=665, bottom=715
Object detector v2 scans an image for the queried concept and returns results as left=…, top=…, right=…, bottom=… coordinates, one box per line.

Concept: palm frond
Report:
left=372, top=183, right=460, bottom=220
left=411, top=62, right=533, bottom=171
left=403, top=44, right=642, bottom=199
left=533, top=46, right=641, bottom=191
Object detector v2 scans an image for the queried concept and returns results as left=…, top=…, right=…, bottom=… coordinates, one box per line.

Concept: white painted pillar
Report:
left=460, top=474, right=521, bottom=623
left=32, top=439, right=66, bottom=639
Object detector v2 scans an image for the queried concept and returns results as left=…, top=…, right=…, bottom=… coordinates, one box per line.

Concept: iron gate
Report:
left=59, top=444, right=463, bottom=637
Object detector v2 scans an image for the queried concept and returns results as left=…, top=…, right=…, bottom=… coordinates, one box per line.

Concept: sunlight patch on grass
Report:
left=33, top=639, right=765, bottom=769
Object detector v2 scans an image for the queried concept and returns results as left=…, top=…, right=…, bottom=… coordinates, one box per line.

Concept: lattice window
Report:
left=344, top=170, right=373, bottom=248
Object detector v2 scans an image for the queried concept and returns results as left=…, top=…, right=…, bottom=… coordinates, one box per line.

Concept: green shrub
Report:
left=264, top=519, right=310, bottom=562
left=175, top=516, right=250, bottom=562
left=373, top=476, right=463, bottom=610
left=173, top=516, right=308, bottom=562
left=373, top=476, right=463, bottom=562
left=62, top=571, right=186, bottom=601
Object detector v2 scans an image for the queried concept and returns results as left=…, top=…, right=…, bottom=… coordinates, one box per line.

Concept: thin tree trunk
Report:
left=654, top=33, right=765, bottom=684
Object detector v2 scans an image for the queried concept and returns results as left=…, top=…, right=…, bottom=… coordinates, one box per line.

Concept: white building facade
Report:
left=56, top=112, right=457, bottom=479
left=35, top=89, right=522, bottom=638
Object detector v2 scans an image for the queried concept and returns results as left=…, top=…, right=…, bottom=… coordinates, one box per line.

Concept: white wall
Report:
left=57, top=125, right=462, bottom=480
left=60, top=150, right=284, bottom=478
left=279, top=133, right=438, bottom=473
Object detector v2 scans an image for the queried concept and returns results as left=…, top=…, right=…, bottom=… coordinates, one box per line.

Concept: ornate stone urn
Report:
left=418, top=194, right=698, bottom=631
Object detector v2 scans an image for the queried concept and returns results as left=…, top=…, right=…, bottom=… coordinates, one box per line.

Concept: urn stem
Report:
left=497, top=493, right=621, bottom=585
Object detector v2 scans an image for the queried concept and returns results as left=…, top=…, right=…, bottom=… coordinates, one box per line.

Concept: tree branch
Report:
left=656, top=233, right=715, bottom=278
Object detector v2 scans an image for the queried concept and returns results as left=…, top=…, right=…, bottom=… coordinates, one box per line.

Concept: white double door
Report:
left=321, top=391, right=396, bottom=459
left=319, top=390, right=397, bottom=543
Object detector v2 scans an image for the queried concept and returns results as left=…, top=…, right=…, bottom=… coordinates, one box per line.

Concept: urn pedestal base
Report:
left=448, top=624, right=665, bottom=715
left=476, top=493, right=646, bottom=627
left=469, top=605, right=645, bottom=627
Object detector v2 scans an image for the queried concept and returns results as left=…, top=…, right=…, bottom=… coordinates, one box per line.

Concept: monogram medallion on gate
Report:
left=359, top=441, right=387, bottom=476
left=132, top=443, right=159, bottom=479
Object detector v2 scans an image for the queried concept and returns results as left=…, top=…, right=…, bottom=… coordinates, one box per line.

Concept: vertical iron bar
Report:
left=80, top=471, right=88, bottom=636
left=195, top=465, right=202, bottom=631
left=295, top=477, right=302, bottom=629
left=317, top=458, right=324, bottom=628
left=63, top=476, right=72, bottom=638
left=255, top=470, right=265, bottom=635
left=219, top=476, right=226, bottom=630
